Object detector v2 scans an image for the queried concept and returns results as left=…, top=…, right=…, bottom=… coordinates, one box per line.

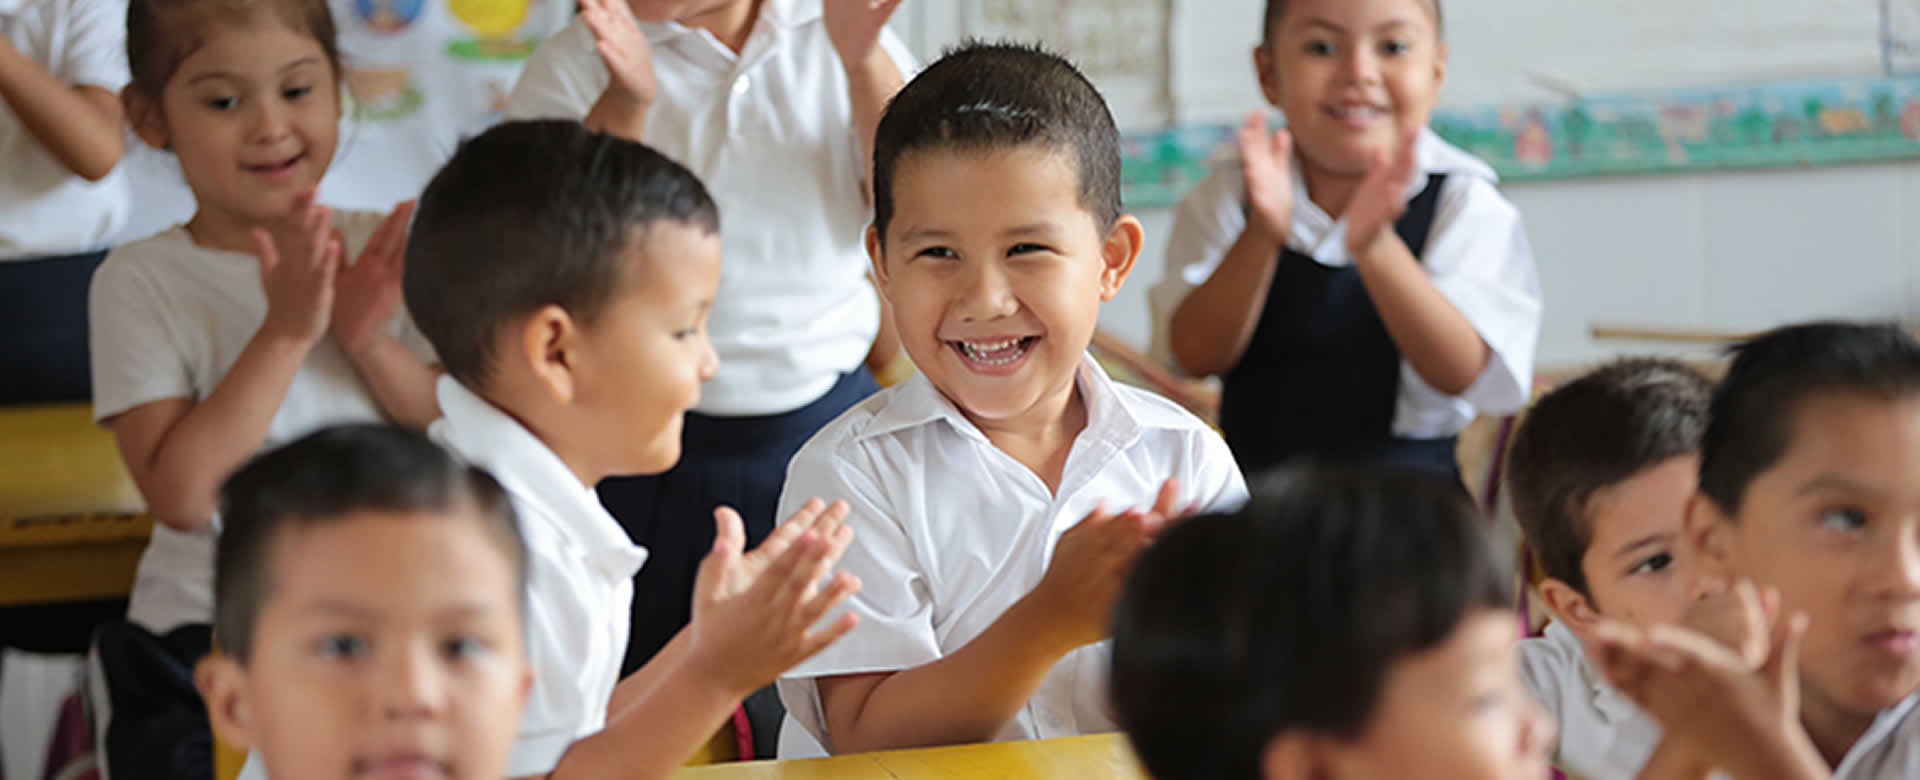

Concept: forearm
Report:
left=138, top=332, right=312, bottom=529
left=828, top=596, right=1076, bottom=753
left=1635, top=740, right=1715, bottom=780
left=844, top=49, right=904, bottom=175
left=0, top=42, right=123, bottom=181
left=557, top=644, right=742, bottom=780
left=1351, top=235, right=1489, bottom=396
left=1168, top=227, right=1284, bottom=377
left=584, top=92, right=649, bottom=143
left=346, top=333, right=441, bottom=430
left=607, top=629, right=691, bottom=722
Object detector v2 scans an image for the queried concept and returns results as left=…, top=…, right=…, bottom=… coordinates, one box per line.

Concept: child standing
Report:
left=776, top=41, right=1249, bottom=757
left=199, top=424, right=533, bottom=780
left=1152, top=0, right=1540, bottom=480
left=503, top=0, right=914, bottom=709
left=1111, top=466, right=1555, bottom=780
left=88, top=0, right=436, bottom=773
left=0, top=0, right=130, bottom=403
left=1506, top=358, right=1722, bottom=779
left=400, top=119, right=860, bottom=780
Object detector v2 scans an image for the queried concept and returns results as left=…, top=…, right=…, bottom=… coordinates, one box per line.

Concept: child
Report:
left=89, top=0, right=437, bottom=773
left=0, top=0, right=130, bottom=404
left=198, top=424, right=533, bottom=780
left=1111, top=465, right=1555, bottom=780
left=400, top=118, right=860, bottom=780
left=1600, top=321, right=1920, bottom=778
left=1506, top=358, right=1721, bottom=778
left=504, top=0, right=917, bottom=716
left=1151, top=0, right=1540, bottom=479
left=775, top=41, right=1250, bottom=757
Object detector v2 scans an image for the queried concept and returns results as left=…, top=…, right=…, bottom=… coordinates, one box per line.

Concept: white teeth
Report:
left=1332, top=105, right=1385, bottom=119
left=957, top=337, right=1032, bottom=366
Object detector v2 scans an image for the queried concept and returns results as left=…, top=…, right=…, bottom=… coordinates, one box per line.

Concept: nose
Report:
left=1340, top=44, right=1381, bottom=86
left=697, top=330, right=720, bottom=382
left=249, top=97, right=292, bottom=144
left=955, top=260, right=1018, bottom=323
left=375, top=641, right=442, bottom=721
left=1875, top=521, right=1920, bottom=602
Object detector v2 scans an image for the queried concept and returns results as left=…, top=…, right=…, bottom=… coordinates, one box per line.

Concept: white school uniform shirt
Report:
left=504, top=0, right=915, bottom=416
left=430, top=376, right=649, bottom=778
left=776, top=355, right=1250, bottom=755
left=1834, top=693, right=1920, bottom=778
left=88, top=212, right=433, bottom=635
left=1520, top=621, right=1661, bottom=780
left=1147, top=128, right=1542, bottom=439
left=0, top=0, right=131, bottom=259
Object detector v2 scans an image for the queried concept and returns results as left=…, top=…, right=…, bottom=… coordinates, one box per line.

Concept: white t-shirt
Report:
left=0, top=0, right=130, bottom=259
left=504, top=0, right=915, bottom=416
left=88, top=211, right=434, bottom=634
left=776, top=355, right=1249, bottom=755
left=1148, top=127, right=1542, bottom=438
left=430, top=376, right=649, bottom=778
left=1520, top=621, right=1661, bottom=780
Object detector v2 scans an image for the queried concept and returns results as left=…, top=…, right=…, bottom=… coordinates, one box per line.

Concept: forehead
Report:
left=1374, top=610, right=1512, bottom=708
left=615, top=222, right=722, bottom=299
left=173, top=15, right=327, bottom=77
left=1584, top=455, right=1698, bottom=549
left=887, top=145, right=1094, bottom=228
left=264, top=510, right=518, bottom=608
left=1273, top=0, right=1440, bottom=29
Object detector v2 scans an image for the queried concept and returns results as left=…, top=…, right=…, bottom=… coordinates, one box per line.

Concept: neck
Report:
left=185, top=205, right=296, bottom=256
left=683, top=0, right=763, bottom=53
left=963, top=375, right=1088, bottom=495
left=1299, top=160, right=1366, bottom=221
left=476, top=382, right=608, bottom=489
left=1799, top=679, right=1879, bottom=768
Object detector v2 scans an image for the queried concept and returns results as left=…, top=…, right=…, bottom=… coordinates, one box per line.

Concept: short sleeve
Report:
left=1183, top=427, right=1249, bottom=514
left=1147, top=150, right=1246, bottom=374
left=505, top=19, right=604, bottom=121
left=1423, top=177, right=1542, bottom=416
left=54, top=0, right=130, bottom=90
left=89, top=256, right=194, bottom=422
left=775, top=440, right=939, bottom=753
left=1518, top=635, right=1569, bottom=737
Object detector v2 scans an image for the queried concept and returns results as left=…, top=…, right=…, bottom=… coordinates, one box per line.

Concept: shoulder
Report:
left=95, top=228, right=191, bottom=289
left=1113, top=382, right=1218, bottom=435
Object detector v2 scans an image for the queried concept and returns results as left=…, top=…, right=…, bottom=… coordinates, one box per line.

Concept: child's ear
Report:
left=521, top=306, right=580, bottom=405
left=1431, top=40, right=1448, bottom=89
left=1252, top=44, right=1284, bottom=108
left=865, top=225, right=890, bottom=288
left=196, top=654, right=254, bottom=752
left=1538, top=577, right=1603, bottom=635
left=1099, top=215, right=1145, bottom=301
left=123, top=87, right=170, bottom=151
left=1259, top=731, right=1317, bottom=780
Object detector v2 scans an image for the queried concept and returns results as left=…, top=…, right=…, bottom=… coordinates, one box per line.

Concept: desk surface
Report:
left=672, top=734, right=1147, bottom=779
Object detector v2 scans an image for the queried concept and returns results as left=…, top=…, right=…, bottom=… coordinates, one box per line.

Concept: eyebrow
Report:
left=897, top=222, right=1065, bottom=245
left=1298, top=18, right=1420, bottom=34
left=186, top=56, right=325, bottom=86
left=1610, top=532, right=1672, bottom=562
left=1793, top=473, right=1887, bottom=500
left=295, top=600, right=501, bottom=620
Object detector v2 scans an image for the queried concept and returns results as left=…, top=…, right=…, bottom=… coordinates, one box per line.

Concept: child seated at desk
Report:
left=196, top=424, right=531, bottom=780
left=1111, top=466, right=1555, bottom=780
left=774, top=41, right=1248, bottom=757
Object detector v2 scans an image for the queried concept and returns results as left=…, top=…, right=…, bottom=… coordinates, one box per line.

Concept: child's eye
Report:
left=283, top=85, right=314, bottom=100
left=442, top=636, right=490, bottom=660
left=1380, top=39, right=1411, bottom=56
left=915, top=246, right=958, bottom=260
left=1628, top=551, right=1674, bottom=576
left=205, top=96, right=238, bottom=111
left=1303, top=39, right=1335, bottom=56
left=1007, top=243, right=1051, bottom=256
left=1818, top=507, right=1868, bottom=531
left=317, top=634, right=368, bottom=660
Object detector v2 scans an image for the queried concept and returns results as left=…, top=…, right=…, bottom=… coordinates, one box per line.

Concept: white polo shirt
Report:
left=89, top=211, right=434, bottom=635
left=1520, top=621, right=1662, bottom=780
left=1835, top=692, right=1920, bottom=778
left=1, top=0, right=131, bottom=259
left=504, top=0, right=915, bottom=416
left=1148, top=127, right=1542, bottom=439
left=776, top=355, right=1249, bottom=755
left=430, top=377, right=649, bottom=777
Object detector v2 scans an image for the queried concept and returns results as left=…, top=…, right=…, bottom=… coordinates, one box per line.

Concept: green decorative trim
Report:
left=446, top=37, right=537, bottom=61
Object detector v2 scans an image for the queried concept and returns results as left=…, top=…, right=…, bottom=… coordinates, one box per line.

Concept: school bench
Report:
left=0, top=403, right=150, bottom=610
left=670, top=732, right=1147, bottom=779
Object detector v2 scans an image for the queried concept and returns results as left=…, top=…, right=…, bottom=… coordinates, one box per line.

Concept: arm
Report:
left=331, top=204, right=441, bottom=429
left=1167, top=114, right=1294, bottom=378
left=1633, top=740, right=1715, bottom=780
left=825, top=0, right=906, bottom=171
left=0, top=37, right=124, bottom=181
left=1350, top=231, right=1490, bottom=396
left=107, top=333, right=314, bottom=530
left=576, top=0, right=654, bottom=142
left=819, top=594, right=1082, bottom=753
left=344, top=336, right=441, bottom=429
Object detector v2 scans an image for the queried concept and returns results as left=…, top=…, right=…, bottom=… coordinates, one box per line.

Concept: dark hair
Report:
left=404, top=119, right=720, bottom=387
left=1507, top=358, right=1712, bottom=597
left=1701, top=321, right=1920, bottom=515
left=1112, top=465, right=1511, bottom=780
left=127, top=0, right=342, bottom=99
left=871, top=40, right=1122, bottom=243
left=214, top=424, right=525, bottom=663
left=1262, top=0, right=1444, bottom=42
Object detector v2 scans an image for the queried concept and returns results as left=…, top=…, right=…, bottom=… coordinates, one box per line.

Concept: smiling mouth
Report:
left=244, top=153, right=305, bottom=175
left=951, top=336, right=1038, bottom=366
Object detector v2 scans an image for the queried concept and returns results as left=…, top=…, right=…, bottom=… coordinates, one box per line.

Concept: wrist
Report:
left=259, top=319, right=322, bottom=351
left=1244, top=219, right=1288, bottom=253
left=842, top=46, right=894, bottom=86
left=1009, top=589, right=1089, bottom=657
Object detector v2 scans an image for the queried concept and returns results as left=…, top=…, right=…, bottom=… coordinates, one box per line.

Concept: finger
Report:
left=251, top=228, right=280, bottom=273
left=797, top=612, right=861, bottom=661
left=692, top=531, right=740, bottom=607
left=1270, top=128, right=1291, bottom=164
left=712, top=506, right=747, bottom=560
left=1150, top=478, right=1182, bottom=520
left=1769, top=611, right=1808, bottom=696
left=759, top=532, right=826, bottom=605
left=1647, top=623, right=1746, bottom=670
left=757, top=499, right=826, bottom=561
left=793, top=572, right=860, bottom=631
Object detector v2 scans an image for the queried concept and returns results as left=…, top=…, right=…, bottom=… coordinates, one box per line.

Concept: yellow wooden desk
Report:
left=671, top=734, right=1146, bottom=779
left=0, top=403, right=152, bottom=607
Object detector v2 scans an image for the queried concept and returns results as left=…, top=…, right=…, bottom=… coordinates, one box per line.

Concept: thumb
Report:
left=693, top=508, right=746, bottom=605
left=1768, top=611, right=1808, bottom=701
left=252, top=229, right=280, bottom=273
left=1271, top=128, right=1292, bottom=163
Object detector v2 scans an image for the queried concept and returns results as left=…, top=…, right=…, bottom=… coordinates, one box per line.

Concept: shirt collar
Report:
left=640, top=0, right=817, bottom=44
left=858, top=353, right=1146, bottom=450
left=1544, top=621, right=1644, bottom=725
left=1837, top=692, right=1920, bottom=775
left=431, top=376, right=647, bottom=577
left=1286, top=126, right=1495, bottom=263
